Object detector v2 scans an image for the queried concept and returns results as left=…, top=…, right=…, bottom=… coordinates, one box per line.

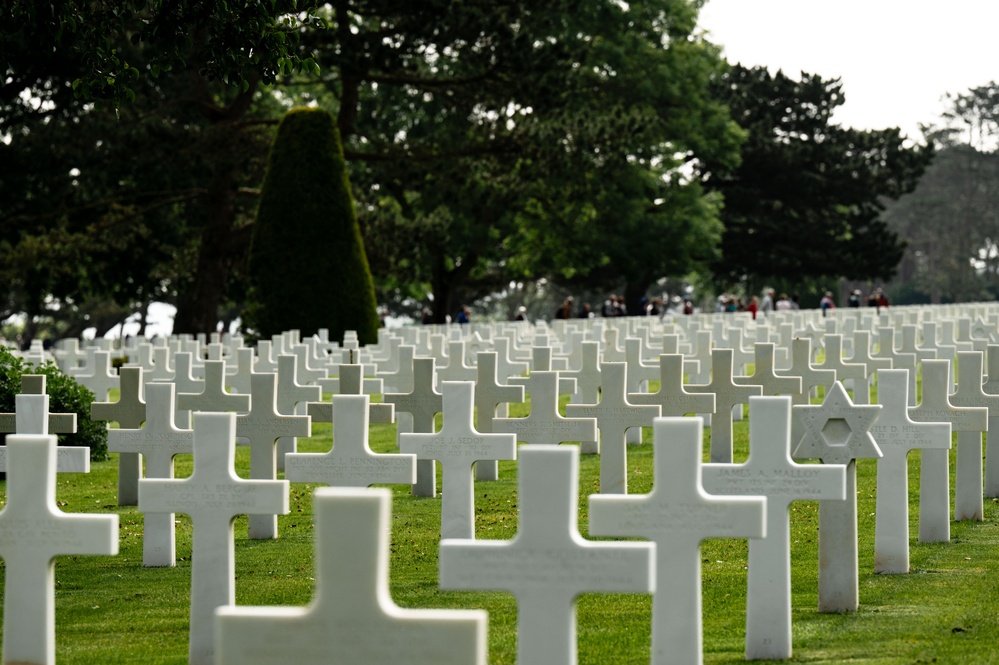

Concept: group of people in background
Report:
left=417, top=285, right=892, bottom=326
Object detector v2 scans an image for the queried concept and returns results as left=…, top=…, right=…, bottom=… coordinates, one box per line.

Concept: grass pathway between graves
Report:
left=3, top=387, right=999, bottom=663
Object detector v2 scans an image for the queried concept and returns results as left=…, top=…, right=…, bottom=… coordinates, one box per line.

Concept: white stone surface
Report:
left=440, top=445, right=654, bottom=665
left=139, top=412, right=289, bottom=665
left=0, top=434, right=118, bottom=665
left=702, top=396, right=846, bottom=660
left=215, top=487, right=487, bottom=665
left=108, top=382, right=193, bottom=566
left=870, top=370, right=950, bottom=573
left=566, top=363, right=659, bottom=493
left=287, top=394, right=415, bottom=488
left=494, top=371, right=597, bottom=447
left=401, top=382, right=516, bottom=539
left=688, top=348, right=762, bottom=462
left=385, top=357, right=442, bottom=497
left=589, top=417, right=765, bottom=665
left=236, top=372, right=311, bottom=539
left=909, top=359, right=986, bottom=542
left=792, top=382, right=881, bottom=612
left=91, top=366, right=146, bottom=506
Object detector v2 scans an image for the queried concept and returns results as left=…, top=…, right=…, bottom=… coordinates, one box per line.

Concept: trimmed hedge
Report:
left=0, top=346, right=108, bottom=460
left=246, top=107, right=381, bottom=344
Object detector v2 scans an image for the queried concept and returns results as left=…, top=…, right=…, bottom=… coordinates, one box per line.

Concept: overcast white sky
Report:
left=697, top=0, right=999, bottom=141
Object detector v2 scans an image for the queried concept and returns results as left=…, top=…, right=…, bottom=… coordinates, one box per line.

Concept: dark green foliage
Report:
left=246, top=107, right=381, bottom=344
left=0, top=346, right=108, bottom=460
left=705, top=65, right=934, bottom=291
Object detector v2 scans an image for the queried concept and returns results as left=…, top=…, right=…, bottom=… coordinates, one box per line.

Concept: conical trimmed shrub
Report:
left=246, top=107, right=380, bottom=343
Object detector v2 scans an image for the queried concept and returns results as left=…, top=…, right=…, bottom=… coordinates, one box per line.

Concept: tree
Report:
left=883, top=82, right=999, bottom=303
left=247, top=107, right=380, bottom=343
left=704, top=65, right=933, bottom=296
left=299, top=0, right=743, bottom=320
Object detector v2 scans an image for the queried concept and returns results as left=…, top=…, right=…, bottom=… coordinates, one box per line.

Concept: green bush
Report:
left=246, top=106, right=381, bottom=344
left=0, top=346, right=109, bottom=460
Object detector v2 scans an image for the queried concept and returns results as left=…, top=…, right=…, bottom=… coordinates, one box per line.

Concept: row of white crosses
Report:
left=8, top=305, right=999, bottom=664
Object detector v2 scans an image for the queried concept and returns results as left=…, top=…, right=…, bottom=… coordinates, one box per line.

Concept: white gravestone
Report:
left=439, top=445, right=654, bottom=665
left=910, top=358, right=987, bottom=542
left=385, top=357, right=443, bottom=497
left=139, top=412, right=289, bottom=665
left=792, top=382, right=881, bottom=613
left=870, top=370, right=951, bottom=574
left=473, top=351, right=525, bottom=481
left=172, top=351, right=207, bottom=396
left=288, top=394, right=415, bottom=488
left=0, top=393, right=88, bottom=472
left=74, top=350, right=118, bottom=401
left=236, top=372, right=311, bottom=540
left=494, top=371, right=597, bottom=447
left=589, top=417, right=765, bottom=665
left=273, top=354, right=321, bottom=472
left=702, top=396, right=846, bottom=660
left=0, top=434, right=118, bottom=665
left=875, top=327, right=918, bottom=404
left=0, top=375, right=87, bottom=472
left=310, top=364, right=395, bottom=425
left=561, top=341, right=602, bottom=453
left=688, top=348, right=762, bottom=463
left=623, top=337, right=659, bottom=443
left=91, top=366, right=146, bottom=506
left=949, top=351, right=999, bottom=520
left=565, top=363, right=659, bottom=494
left=401, top=382, right=516, bottom=539
left=816, top=334, right=870, bottom=404
left=177, top=360, right=250, bottom=414
left=629, top=354, right=715, bottom=419
left=215, top=486, right=487, bottom=665
left=108, top=382, right=194, bottom=566
left=780, top=338, right=835, bottom=444
left=734, top=343, right=801, bottom=398
left=982, top=344, right=999, bottom=497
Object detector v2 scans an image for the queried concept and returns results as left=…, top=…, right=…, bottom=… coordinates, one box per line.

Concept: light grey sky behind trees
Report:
left=698, top=0, right=999, bottom=141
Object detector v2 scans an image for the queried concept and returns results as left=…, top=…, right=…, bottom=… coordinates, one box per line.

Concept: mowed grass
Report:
left=2, top=381, right=999, bottom=664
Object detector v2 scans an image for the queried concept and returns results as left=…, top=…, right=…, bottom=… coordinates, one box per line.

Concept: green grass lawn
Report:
left=5, top=387, right=999, bottom=664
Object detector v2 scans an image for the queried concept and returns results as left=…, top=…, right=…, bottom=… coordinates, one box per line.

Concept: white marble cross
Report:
left=401, top=382, right=516, bottom=539
left=949, top=351, right=999, bottom=520
left=177, top=360, right=250, bottom=414
left=216, top=487, right=487, bottom=665
left=688, top=348, right=763, bottom=463
left=589, top=417, right=765, bottom=665
left=870, top=370, right=951, bottom=574
left=310, top=364, right=395, bottom=425
left=273, top=354, right=322, bottom=473
left=735, top=343, right=802, bottom=397
left=439, top=445, right=654, bottom=665
left=108, top=382, right=194, bottom=566
left=792, top=382, right=881, bottom=613
left=628, top=354, right=715, bottom=419
left=73, top=350, right=118, bottom=401
left=385, top=357, right=443, bottom=497
left=0, top=434, right=118, bottom=665
left=472, top=351, right=525, bottom=481
left=235, top=372, right=310, bottom=539
left=288, top=394, right=415, bottom=488
left=815, top=334, right=869, bottom=404
left=91, top=366, right=146, bottom=506
left=565, top=363, right=659, bottom=494
left=910, top=358, right=987, bottom=542
left=983, top=344, right=999, bottom=497
left=139, top=412, right=289, bottom=665
left=875, top=328, right=918, bottom=404
left=702, top=396, right=846, bottom=660
left=0, top=391, right=89, bottom=473
left=494, top=371, right=597, bottom=447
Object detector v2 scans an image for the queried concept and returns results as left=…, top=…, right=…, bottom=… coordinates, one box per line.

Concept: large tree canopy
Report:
left=704, top=65, right=933, bottom=294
